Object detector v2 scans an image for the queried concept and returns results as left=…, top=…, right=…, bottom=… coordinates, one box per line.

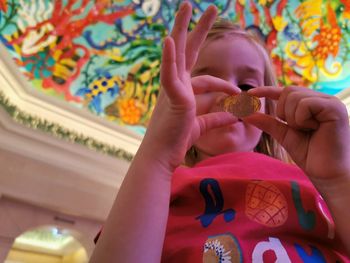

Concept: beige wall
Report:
left=0, top=196, right=100, bottom=262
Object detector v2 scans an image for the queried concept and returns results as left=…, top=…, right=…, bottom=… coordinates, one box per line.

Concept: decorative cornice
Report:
left=0, top=90, right=134, bottom=162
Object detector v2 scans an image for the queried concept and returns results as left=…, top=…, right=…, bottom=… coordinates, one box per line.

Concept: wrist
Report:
left=138, top=130, right=188, bottom=172
left=133, top=138, right=179, bottom=176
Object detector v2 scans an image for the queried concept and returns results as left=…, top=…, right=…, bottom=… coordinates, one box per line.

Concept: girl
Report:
left=90, top=2, right=350, bottom=262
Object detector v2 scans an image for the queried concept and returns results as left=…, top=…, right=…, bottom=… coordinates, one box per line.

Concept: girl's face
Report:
left=191, top=35, right=266, bottom=157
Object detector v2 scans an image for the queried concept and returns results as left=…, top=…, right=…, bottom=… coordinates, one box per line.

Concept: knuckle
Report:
left=331, top=97, right=348, bottom=116
left=197, top=117, right=207, bottom=135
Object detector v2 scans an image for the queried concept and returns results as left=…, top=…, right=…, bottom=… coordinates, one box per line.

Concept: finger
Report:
left=160, top=36, right=178, bottom=89
left=160, top=36, right=186, bottom=103
left=248, top=86, right=287, bottom=121
left=294, top=97, right=323, bottom=130
left=277, top=86, right=332, bottom=123
left=196, top=112, right=238, bottom=137
left=191, top=75, right=241, bottom=94
left=186, top=5, right=218, bottom=70
left=171, top=2, right=192, bottom=76
left=247, top=86, right=283, bottom=100
left=243, top=112, right=307, bottom=163
left=295, top=96, right=348, bottom=127
left=283, top=91, right=320, bottom=129
left=249, top=86, right=316, bottom=122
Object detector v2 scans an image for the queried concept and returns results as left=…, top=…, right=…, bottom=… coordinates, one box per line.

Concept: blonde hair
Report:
left=185, top=18, right=290, bottom=166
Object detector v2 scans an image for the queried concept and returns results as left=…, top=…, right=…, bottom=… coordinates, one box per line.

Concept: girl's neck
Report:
left=195, top=146, right=215, bottom=163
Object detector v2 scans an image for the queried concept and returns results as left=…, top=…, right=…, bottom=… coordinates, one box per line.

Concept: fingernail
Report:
left=247, top=88, right=256, bottom=94
left=183, top=1, right=193, bottom=11
left=207, top=5, right=218, bottom=12
left=233, top=86, right=241, bottom=94
left=179, top=2, right=188, bottom=11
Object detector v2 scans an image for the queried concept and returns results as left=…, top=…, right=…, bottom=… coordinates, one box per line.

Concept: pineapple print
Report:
left=245, top=181, right=288, bottom=227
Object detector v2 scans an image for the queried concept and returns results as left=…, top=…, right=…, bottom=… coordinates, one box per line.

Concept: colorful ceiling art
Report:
left=0, top=0, right=349, bottom=135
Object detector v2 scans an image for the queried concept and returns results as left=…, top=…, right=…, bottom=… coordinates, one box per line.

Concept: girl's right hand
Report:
left=141, top=2, right=239, bottom=172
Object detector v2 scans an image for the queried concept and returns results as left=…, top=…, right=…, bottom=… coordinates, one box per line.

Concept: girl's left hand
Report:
left=245, top=86, right=350, bottom=181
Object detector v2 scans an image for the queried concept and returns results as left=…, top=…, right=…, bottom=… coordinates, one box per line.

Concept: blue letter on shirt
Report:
left=196, top=178, right=235, bottom=228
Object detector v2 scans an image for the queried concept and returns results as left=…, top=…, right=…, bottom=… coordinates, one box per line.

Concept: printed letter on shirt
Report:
left=291, top=181, right=316, bottom=230
left=196, top=178, right=236, bottom=228
left=294, top=243, right=327, bottom=263
left=252, top=237, right=291, bottom=263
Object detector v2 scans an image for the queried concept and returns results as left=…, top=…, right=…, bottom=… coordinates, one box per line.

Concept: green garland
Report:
left=0, top=90, right=134, bottom=162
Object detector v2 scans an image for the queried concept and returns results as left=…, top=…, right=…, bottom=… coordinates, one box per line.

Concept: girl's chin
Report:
left=198, top=143, right=242, bottom=156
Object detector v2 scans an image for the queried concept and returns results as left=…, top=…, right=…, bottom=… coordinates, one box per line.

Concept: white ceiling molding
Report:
left=0, top=108, right=130, bottom=220
left=0, top=108, right=129, bottom=187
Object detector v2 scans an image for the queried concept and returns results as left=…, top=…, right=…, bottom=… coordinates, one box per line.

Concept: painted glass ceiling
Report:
left=0, top=0, right=349, bottom=135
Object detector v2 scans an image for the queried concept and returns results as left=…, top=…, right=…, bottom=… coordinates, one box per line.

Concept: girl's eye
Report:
left=238, top=84, right=255, bottom=91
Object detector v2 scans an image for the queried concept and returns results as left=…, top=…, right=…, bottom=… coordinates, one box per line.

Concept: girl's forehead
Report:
left=202, top=33, right=256, bottom=51
left=196, top=35, right=265, bottom=73
left=192, top=35, right=265, bottom=83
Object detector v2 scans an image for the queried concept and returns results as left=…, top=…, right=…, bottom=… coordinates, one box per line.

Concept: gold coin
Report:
left=222, top=92, right=261, bottom=118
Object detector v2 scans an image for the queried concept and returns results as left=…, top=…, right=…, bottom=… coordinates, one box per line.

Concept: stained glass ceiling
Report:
left=0, top=0, right=349, bottom=138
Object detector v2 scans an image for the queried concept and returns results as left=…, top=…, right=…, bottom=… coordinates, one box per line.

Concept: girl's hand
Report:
left=142, top=3, right=239, bottom=171
left=245, top=86, right=350, bottom=181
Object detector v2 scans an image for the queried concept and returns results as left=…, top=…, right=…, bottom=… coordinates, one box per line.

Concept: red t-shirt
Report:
left=161, top=152, right=349, bottom=262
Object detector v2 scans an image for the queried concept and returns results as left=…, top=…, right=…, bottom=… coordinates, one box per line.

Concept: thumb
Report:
left=243, top=112, right=289, bottom=145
